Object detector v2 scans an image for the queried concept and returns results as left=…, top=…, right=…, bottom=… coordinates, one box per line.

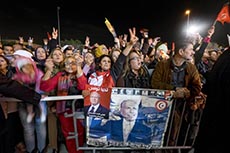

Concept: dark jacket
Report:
left=111, top=118, right=152, bottom=145
left=0, top=74, right=41, bottom=104
left=0, top=74, right=41, bottom=136
left=84, top=104, right=110, bottom=119
left=117, top=65, right=150, bottom=88
left=195, top=48, right=230, bottom=153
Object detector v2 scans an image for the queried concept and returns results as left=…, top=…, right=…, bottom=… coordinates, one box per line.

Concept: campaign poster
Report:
left=84, top=84, right=112, bottom=119
left=86, top=87, right=173, bottom=148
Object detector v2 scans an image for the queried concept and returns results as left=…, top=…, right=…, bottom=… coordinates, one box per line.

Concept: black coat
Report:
left=0, top=73, right=41, bottom=153
left=0, top=74, right=41, bottom=105
left=195, top=48, right=230, bottom=153
left=84, top=104, right=110, bottom=119
left=0, top=74, right=41, bottom=134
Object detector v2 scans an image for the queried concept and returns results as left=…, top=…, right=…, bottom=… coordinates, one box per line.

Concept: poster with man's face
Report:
left=84, top=84, right=112, bottom=119
left=86, top=87, right=173, bottom=148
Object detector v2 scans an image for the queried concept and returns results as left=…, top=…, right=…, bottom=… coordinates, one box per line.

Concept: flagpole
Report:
left=212, top=20, right=217, bottom=26
left=227, top=34, right=230, bottom=47
left=57, top=6, right=61, bottom=46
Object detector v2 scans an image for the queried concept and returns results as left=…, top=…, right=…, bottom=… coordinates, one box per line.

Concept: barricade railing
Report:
left=0, top=95, right=203, bottom=153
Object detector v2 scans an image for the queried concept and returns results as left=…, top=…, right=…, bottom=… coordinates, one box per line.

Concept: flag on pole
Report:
left=216, top=2, right=230, bottom=25
left=104, top=18, right=117, bottom=38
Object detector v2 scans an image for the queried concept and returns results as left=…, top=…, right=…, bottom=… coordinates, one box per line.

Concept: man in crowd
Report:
left=84, top=91, right=110, bottom=119
left=111, top=99, right=152, bottom=144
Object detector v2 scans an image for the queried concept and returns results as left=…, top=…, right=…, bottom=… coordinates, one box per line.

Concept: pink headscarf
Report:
left=13, top=57, right=44, bottom=93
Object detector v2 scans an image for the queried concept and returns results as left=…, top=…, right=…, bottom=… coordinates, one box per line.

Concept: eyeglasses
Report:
left=129, top=56, right=141, bottom=62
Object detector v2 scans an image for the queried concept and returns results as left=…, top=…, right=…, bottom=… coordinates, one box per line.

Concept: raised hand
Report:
left=207, top=26, right=215, bottom=38
left=19, top=36, right=24, bottom=44
left=28, top=37, right=33, bottom=46
left=85, top=36, right=90, bottom=47
left=52, top=27, right=58, bottom=39
left=122, top=27, right=139, bottom=56
left=128, top=27, right=139, bottom=45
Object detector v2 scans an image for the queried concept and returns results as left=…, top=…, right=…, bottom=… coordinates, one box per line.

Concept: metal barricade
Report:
left=0, top=96, right=204, bottom=153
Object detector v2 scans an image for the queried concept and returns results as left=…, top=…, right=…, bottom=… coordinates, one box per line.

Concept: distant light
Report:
left=187, top=25, right=199, bottom=34
left=183, top=22, right=206, bottom=36
left=182, top=15, right=213, bottom=38
left=185, top=10, right=190, bottom=15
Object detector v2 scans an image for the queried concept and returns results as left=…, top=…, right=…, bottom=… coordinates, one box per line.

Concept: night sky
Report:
left=0, top=0, right=229, bottom=47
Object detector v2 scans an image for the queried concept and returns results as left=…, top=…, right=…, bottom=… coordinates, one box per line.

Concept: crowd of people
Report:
left=0, top=24, right=229, bottom=153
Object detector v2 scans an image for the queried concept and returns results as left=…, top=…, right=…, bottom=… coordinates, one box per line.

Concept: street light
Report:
left=57, top=6, right=61, bottom=46
left=185, top=10, right=190, bottom=36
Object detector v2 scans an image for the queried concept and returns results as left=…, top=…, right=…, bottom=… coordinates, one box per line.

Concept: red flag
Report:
left=216, top=3, right=230, bottom=25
